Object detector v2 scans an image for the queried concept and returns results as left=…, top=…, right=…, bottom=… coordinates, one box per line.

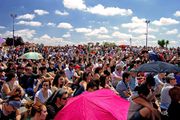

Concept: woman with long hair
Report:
left=1, top=72, right=23, bottom=99
left=29, top=101, right=48, bottom=120
left=34, top=80, right=52, bottom=103
left=73, top=72, right=93, bottom=96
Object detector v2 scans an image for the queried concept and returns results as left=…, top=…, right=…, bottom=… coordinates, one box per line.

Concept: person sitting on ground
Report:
left=34, top=80, right=52, bottom=103
left=0, top=91, right=22, bottom=120
left=128, top=84, right=161, bottom=120
left=1, top=72, right=24, bottom=99
left=45, top=88, right=68, bottom=120
left=168, top=85, right=180, bottom=120
left=116, top=72, right=131, bottom=99
left=160, top=73, right=177, bottom=112
left=30, top=101, right=48, bottom=120
left=111, top=63, right=123, bottom=88
left=73, top=72, right=93, bottom=96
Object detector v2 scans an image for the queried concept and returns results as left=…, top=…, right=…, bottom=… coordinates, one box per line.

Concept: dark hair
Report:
left=42, top=80, right=51, bottom=88
left=39, top=66, right=47, bottom=73
left=30, top=101, right=45, bottom=117
left=46, top=88, right=67, bottom=105
left=166, top=77, right=175, bottom=83
left=99, top=75, right=106, bottom=88
left=122, top=72, right=130, bottom=81
left=82, top=72, right=91, bottom=82
left=134, top=83, right=150, bottom=97
left=104, top=70, right=110, bottom=76
left=169, top=86, right=180, bottom=102
left=86, top=80, right=99, bottom=91
left=6, top=72, right=16, bottom=82
left=52, top=73, right=64, bottom=87
left=94, top=67, right=102, bottom=74
left=145, top=74, right=155, bottom=87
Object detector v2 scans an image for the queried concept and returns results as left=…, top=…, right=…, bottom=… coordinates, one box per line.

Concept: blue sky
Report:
left=0, top=0, right=179, bottom=47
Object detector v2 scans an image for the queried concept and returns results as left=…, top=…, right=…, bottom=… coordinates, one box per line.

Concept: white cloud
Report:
left=2, top=29, right=36, bottom=42
left=47, top=22, right=56, bottom=27
left=122, top=16, right=146, bottom=29
left=55, top=10, right=69, bottom=16
left=16, top=29, right=36, bottom=41
left=0, top=26, right=5, bottom=29
left=86, top=4, right=133, bottom=16
left=57, top=22, right=73, bottom=29
left=178, top=34, right=180, bottom=38
left=62, top=32, right=71, bottom=38
left=174, top=11, right=180, bottom=17
left=133, top=34, right=156, bottom=40
left=113, top=26, right=119, bottom=30
left=16, top=21, right=42, bottom=27
left=86, top=27, right=108, bottom=36
left=63, top=0, right=86, bottom=10
left=75, top=28, right=92, bottom=33
left=152, top=17, right=179, bottom=26
left=33, top=34, right=73, bottom=46
left=112, top=31, right=132, bottom=40
left=131, top=28, right=158, bottom=34
left=17, top=14, right=35, bottom=20
left=97, top=34, right=111, bottom=39
left=166, top=29, right=178, bottom=35
left=34, top=9, right=49, bottom=16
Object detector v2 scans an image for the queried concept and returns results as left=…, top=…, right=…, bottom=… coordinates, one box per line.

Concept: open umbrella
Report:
left=19, top=52, right=43, bottom=60
left=0, top=38, right=5, bottom=45
left=136, top=61, right=180, bottom=73
left=54, top=89, right=130, bottom=120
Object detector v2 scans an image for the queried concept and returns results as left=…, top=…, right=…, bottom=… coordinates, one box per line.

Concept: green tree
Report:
left=103, top=42, right=116, bottom=47
left=165, top=40, right=169, bottom=48
left=158, top=39, right=165, bottom=48
left=6, top=36, right=24, bottom=46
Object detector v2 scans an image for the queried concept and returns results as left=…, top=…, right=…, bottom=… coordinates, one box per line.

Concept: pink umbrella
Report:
left=54, top=89, right=130, bottom=120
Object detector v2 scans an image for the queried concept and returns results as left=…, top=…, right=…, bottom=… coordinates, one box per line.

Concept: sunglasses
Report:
left=43, top=84, right=49, bottom=87
left=62, top=97, right=68, bottom=100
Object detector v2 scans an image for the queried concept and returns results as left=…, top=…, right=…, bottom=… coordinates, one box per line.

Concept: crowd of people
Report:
left=0, top=43, right=179, bottom=120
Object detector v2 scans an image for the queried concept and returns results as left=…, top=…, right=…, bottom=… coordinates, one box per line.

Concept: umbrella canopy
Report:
left=0, top=38, right=5, bottom=44
left=136, top=61, right=180, bottom=73
left=19, top=52, right=43, bottom=60
left=54, top=89, right=130, bottom=120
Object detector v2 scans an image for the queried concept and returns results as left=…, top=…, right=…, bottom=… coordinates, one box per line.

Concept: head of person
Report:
left=82, top=72, right=92, bottom=82
left=49, top=62, right=55, bottom=68
left=129, top=68, right=136, bottom=77
left=53, top=73, right=65, bottom=88
left=31, top=102, right=48, bottom=120
left=115, top=64, right=123, bottom=72
left=25, top=66, right=33, bottom=74
left=99, top=75, right=107, bottom=88
left=158, top=73, right=166, bottom=78
left=145, top=74, right=156, bottom=89
left=134, top=83, right=150, bottom=97
left=5, top=72, right=16, bottom=82
left=39, top=66, right=47, bottom=74
left=42, top=80, right=51, bottom=91
left=68, top=63, right=74, bottom=70
left=94, top=67, right=103, bottom=74
left=46, top=88, right=68, bottom=107
left=122, top=72, right=131, bottom=82
left=166, top=73, right=177, bottom=85
left=86, top=81, right=99, bottom=92
left=169, top=86, right=180, bottom=102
